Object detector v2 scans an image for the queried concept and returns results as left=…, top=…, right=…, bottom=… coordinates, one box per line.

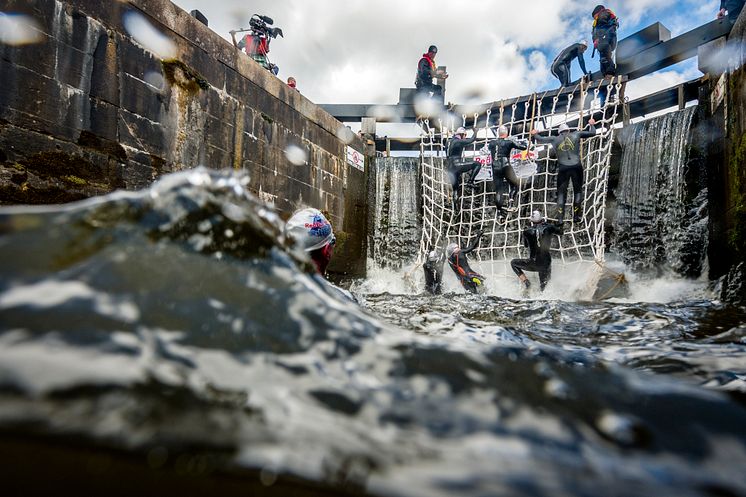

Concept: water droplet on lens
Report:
left=413, top=94, right=441, bottom=118
left=260, top=466, right=278, bottom=486
left=123, top=11, right=177, bottom=59
left=336, top=126, right=355, bottom=144
left=544, top=378, right=571, bottom=399
left=284, top=144, right=308, bottom=165
left=596, top=411, right=643, bottom=446
left=144, top=70, right=165, bottom=90
left=0, top=13, right=43, bottom=45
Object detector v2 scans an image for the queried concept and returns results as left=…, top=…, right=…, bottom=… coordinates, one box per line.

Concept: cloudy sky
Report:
left=171, top=0, right=720, bottom=110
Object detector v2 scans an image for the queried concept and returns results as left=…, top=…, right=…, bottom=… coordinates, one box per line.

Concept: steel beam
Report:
left=373, top=78, right=703, bottom=151
left=617, top=18, right=732, bottom=79
left=320, top=19, right=729, bottom=125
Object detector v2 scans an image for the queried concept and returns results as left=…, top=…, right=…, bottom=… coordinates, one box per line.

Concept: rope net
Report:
left=417, top=79, right=624, bottom=283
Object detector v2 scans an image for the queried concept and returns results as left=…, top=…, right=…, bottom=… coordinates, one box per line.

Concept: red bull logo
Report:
left=510, top=149, right=537, bottom=162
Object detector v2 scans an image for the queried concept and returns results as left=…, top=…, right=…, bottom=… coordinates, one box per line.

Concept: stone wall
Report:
left=0, top=0, right=368, bottom=276
left=700, top=9, right=746, bottom=300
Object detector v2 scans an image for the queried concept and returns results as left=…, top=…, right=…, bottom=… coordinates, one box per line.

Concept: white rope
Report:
left=417, top=82, right=623, bottom=279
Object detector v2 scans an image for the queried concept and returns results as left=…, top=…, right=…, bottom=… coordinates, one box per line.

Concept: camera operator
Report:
left=231, top=15, right=283, bottom=75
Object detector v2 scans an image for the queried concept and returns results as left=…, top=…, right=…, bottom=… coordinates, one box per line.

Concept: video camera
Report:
left=249, top=14, right=283, bottom=40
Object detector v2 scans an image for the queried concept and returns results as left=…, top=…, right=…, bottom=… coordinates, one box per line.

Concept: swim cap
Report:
left=579, top=40, right=588, bottom=48
left=498, top=125, right=508, bottom=136
left=456, top=126, right=467, bottom=135
left=428, top=250, right=440, bottom=262
left=558, top=123, right=570, bottom=133
left=285, top=208, right=334, bottom=252
left=446, top=242, right=459, bottom=258
left=530, top=210, right=544, bottom=223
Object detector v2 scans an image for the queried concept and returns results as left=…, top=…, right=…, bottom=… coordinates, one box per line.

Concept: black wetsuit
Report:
left=721, top=0, right=745, bottom=22
left=510, top=221, right=563, bottom=291
left=592, top=9, right=619, bottom=77
left=423, top=251, right=445, bottom=295
left=487, top=137, right=527, bottom=210
left=446, top=134, right=480, bottom=208
left=447, top=235, right=485, bottom=294
left=551, top=43, right=589, bottom=86
left=415, top=56, right=442, bottom=96
left=534, top=124, right=596, bottom=221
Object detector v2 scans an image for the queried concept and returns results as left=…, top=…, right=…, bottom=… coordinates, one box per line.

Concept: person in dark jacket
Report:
left=592, top=5, right=620, bottom=77
left=718, top=0, right=745, bottom=22
left=487, top=125, right=527, bottom=215
left=423, top=248, right=445, bottom=295
left=415, top=45, right=448, bottom=97
left=531, top=118, right=597, bottom=223
left=447, top=126, right=481, bottom=211
left=511, top=210, right=563, bottom=292
left=446, top=231, right=486, bottom=294
left=551, top=41, right=592, bottom=86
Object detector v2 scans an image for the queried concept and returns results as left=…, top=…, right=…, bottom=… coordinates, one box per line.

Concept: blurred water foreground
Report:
left=1, top=169, right=745, bottom=497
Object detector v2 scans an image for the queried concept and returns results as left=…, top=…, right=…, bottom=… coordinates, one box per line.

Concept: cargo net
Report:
left=417, top=79, right=624, bottom=281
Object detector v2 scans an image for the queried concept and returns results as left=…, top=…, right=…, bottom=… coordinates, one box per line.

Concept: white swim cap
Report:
left=498, top=125, right=508, bottom=136
left=456, top=126, right=467, bottom=135
left=446, top=242, right=459, bottom=257
left=579, top=40, right=589, bottom=48
left=285, top=208, right=334, bottom=252
left=558, top=123, right=570, bottom=133
left=530, top=210, right=544, bottom=223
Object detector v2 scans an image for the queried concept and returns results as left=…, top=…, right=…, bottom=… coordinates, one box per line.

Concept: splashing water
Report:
left=1, top=169, right=745, bottom=497
left=613, top=107, right=706, bottom=277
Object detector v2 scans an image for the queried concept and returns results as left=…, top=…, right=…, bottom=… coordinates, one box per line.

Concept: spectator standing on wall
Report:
left=718, top=0, right=745, bottom=22
left=591, top=5, right=620, bottom=77
left=415, top=45, right=448, bottom=97
left=287, top=76, right=299, bottom=91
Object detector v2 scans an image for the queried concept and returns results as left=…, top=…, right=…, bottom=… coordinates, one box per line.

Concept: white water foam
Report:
left=353, top=257, right=713, bottom=304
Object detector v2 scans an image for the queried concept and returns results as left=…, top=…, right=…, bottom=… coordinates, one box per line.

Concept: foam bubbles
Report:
left=123, top=11, right=176, bottom=59
left=0, top=12, right=44, bottom=46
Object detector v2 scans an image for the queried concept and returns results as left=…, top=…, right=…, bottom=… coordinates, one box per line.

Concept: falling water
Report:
left=370, top=157, right=421, bottom=268
left=612, top=106, right=707, bottom=276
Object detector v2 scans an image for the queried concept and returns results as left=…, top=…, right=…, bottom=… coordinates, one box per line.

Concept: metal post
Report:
left=361, top=117, right=376, bottom=136
left=678, top=84, right=686, bottom=110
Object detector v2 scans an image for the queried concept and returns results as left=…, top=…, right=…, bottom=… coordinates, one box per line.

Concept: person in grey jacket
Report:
left=530, top=118, right=596, bottom=223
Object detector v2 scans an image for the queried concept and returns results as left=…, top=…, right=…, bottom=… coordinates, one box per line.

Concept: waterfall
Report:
left=612, top=106, right=707, bottom=276
left=370, top=157, right=421, bottom=268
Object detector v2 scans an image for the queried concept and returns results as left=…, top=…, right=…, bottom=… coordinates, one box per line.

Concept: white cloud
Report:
left=171, top=0, right=715, bottom=126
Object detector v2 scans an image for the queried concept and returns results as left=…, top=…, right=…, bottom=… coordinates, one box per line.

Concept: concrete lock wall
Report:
left=699, top=9, right=746, bottom=296
left=0, top=0, right=368, bottom=277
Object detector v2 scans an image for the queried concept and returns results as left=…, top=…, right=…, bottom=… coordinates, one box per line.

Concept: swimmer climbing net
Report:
left=417, top=78, right=624, bottom=282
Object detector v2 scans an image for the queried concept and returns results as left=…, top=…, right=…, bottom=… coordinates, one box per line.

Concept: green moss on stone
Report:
left=728, top=132, right=746, bottom=255
left=62, top=175, right=88, bottom=185
left=161, top=59, right=209, bottom=94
